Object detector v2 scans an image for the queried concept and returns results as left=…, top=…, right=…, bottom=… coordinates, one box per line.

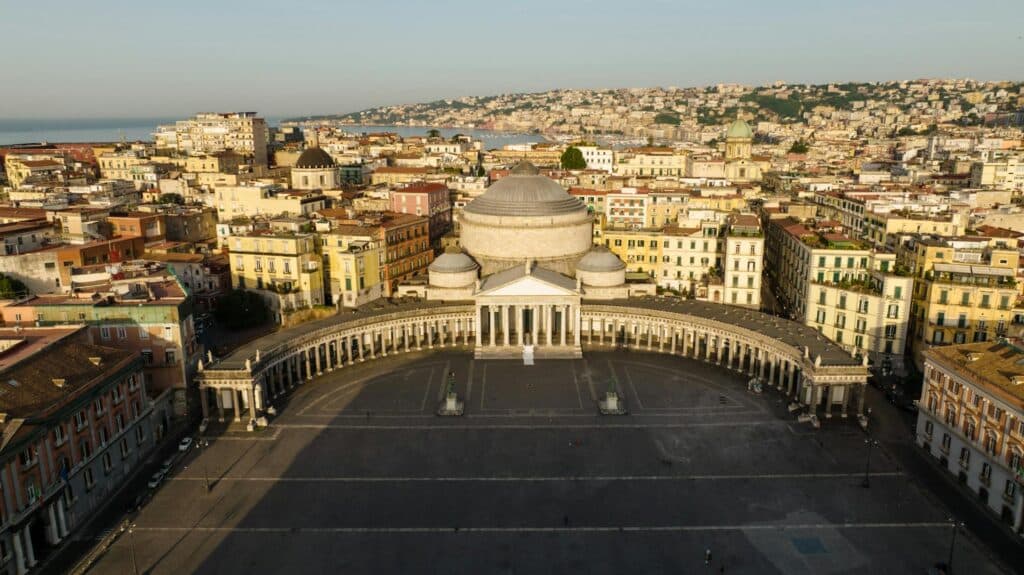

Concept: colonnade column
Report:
left=531, top=305, right=539, bottom=346
left=475, top=306, right=482, bottom=349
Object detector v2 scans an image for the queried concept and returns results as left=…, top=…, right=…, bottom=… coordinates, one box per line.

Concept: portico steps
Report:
left=474, top=345, right=582, bottom=360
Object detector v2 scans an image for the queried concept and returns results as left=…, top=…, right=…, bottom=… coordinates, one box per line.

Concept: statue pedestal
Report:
left=437, top=392, right=464, bottom=416
left=599, top=391, right=627, bottom=415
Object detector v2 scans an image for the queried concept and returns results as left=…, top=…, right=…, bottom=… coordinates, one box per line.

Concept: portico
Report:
left=474, top=261, right=582, bottom=359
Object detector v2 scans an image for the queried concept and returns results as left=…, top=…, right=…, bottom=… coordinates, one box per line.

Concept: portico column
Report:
left=717, top=336, right=724, bottom=365
left=857, top=383, right=866, bottom=416
left=249, top=386, right=257, bottom=423
left=217, top=388, right=226, bottom=421
left=560, top=305, right=568, bottom=346
left=786, top=362, right=795, bottom=394
left=200, top=387, right=210, bottom=419
left=574, top=306, right=581, bottom=346
left=305, top=349, right=313, bottom=378
left=758, top=351, right=767, bottom=380
left=531, top=305, right=539, bottom=346
left=503, top=305, right=511, bottom=346
left=314, top=345, right=322, bottom=375
left=705, top=333, right=713, bottom=361
left=489, top=306, right=497, bottom=347
left=670, top=329, right=677, bottom=354
left=475, top=307, right=482, bottom=348
left=646, top=323, right=654, bottom=350
left=841, top=386, right=850, bottom=417
left=545, top=305, right=553, bottom=345
left=234, top=389, right=243, bottom=421
left=769, top=357, right=778, bottom=388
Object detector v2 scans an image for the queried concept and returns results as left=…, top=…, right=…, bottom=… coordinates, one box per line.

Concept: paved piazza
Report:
left=94, top=351, right=1006, bottom=574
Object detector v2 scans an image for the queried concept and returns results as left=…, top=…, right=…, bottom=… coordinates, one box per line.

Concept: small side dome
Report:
left=576, top=246, right=626, bottom=288
left=295, top=147, right=336, bottom=169
left=576, top=246, right=626, bottom=273
left=428, top=247, right=479, bottom=274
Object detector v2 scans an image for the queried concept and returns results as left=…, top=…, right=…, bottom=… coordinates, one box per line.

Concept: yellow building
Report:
left=863, top=211, right=966, bottom=249
left=613, top=147, right=688, bottom=178
left=601, top=228, right=663, bottom=277
left=322, top=227, right=385, bottom=308
left=228, top=231, right=323, bottom=318
left=213, top=184, right=327, bottom=219
left=904, top=236, right=1020, bottom=366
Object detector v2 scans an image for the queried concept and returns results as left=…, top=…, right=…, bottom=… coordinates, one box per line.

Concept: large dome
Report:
left=464, top=162, right=584, bottom=217
left=295, top=147, right=336, bottom=169
left=726, top=119, right=753, bottom=140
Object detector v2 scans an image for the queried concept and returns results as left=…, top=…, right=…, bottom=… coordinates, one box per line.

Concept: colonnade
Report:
left=198, top=302, right=868, bottom=429
left=473, top=303, right=581, bottom=348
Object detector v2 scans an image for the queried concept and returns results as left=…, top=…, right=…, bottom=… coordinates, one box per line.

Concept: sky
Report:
left=1, top=0, right=1022, bottom=119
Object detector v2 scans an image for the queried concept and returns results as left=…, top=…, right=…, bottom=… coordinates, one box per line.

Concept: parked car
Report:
left=178, top=437, right=193, bottom=452
left=160, top=457, right=175, bottom=475
left=147, top=472, right=165, bottom=489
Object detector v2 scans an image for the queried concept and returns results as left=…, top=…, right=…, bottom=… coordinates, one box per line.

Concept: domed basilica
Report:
left=398, top=161, right=654, bottom=358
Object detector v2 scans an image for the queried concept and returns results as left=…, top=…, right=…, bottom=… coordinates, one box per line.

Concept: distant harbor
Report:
left=309, top=123, right=547, bottom=149
left=0, top=118, right=547, bottom=150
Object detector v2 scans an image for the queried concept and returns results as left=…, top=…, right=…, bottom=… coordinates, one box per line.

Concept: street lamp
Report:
left=128, top=522, right=138, bottom=575
left=862, top=437, right=879, bottom=488
left=947, top=519, right=964, bottom=574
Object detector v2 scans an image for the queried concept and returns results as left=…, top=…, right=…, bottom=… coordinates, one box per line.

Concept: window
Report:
left=139, top=327, right=149, bottom=340
left=961, top=292, right=970, bottom=306
left=102, top=452, right=112, bottom=473
left=120, top=438, right=130, bottom=458
left=981, top=462, right=992, bottom=483
left=54, top=424, right=67, bottom=445
left=924, top=420, right=934, bottom=438
left=94, top=398, right=105, bottom=416
left=141, top=349, right=153, bottom=365
left=75, top=410, right=87, bottom=430
left=884, top=324, right=897, bottom=339
left=116, top=326, right=127, bottom=340
left=981, top=294, right=990, bottom=308
left=135, top=426, right=146, bottom=445
left=100, top=326, right=110, bottom=340
left=98, top=426, right=108, bottom=447
left=959, top=447, right=970, bottom=469
left=84, top=467, right=95, bottom=490
left=1005, top=479, right=1016, bottom=500
left=165, top=349, right=177, bottom=365
left=19, top=448, right=36, bottom=468
left=887, top=305, right=899, bottom=319
left=80, top=440, right=92, bottom=460
left=941, top=433, right=951, bottom=453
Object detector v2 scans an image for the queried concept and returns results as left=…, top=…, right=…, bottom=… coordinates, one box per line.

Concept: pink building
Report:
left=390, top=182, right=452, bottom=247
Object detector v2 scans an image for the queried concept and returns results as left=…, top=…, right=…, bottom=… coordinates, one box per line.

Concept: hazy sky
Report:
left=2, top=0, right=1022, bottom=119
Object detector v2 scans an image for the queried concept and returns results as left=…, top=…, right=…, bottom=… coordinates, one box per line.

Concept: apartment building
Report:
left=575, top=145, right=614, bottom=173
left=211, top=184, right=327, bottom=219
left=0, top=326, right=163, bottom=575
left=321, top=227, right=384, bottom=308
left=228, top=231, right=324, bottom=316
left=916, top=341, right=1024, bottom=534
left=604, top=187, right=651, bottom=230
left=902, top=236, right=1020, bottom=365
left=390, top=182, right=452, bottom=247
left=658, top=214, right=764, bottom=308
left=613, top=147, right=687, bottom=178
left=863, top=211, right=965, bottom=249
left=601, top=228, right=663, bottom=277
left=971, top=157, right=1024, bottom=190
left=766, top=217, right=912, bottom=371
left=154, top=112, right=268, bottom=164
left=0, top=263, right=198, bottom=413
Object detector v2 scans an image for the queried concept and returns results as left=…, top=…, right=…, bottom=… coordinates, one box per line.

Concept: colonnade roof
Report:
left=213, top=300, right=473, bottom=370
left=588, top=298, right=862, bottom=367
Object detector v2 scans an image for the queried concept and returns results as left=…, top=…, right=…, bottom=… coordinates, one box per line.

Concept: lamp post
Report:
left=128, top=522, right=138, bottom=575
left=862, top=437, right=879, bottom=488
left=947, top=519, right=964, bottom=574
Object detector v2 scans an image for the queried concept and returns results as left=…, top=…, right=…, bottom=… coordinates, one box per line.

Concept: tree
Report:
left=158, top=193, right=184, bottom=205
left=788, top=139, right=810, bottom=154
left=426, top=129, right=441, bottom=139
left=653, top=112, right=680, bottom=125
left=214, top=289, right=270, bottom=330
left=560, top=146, right=586, bottom=170
left=0, top=274, right=28, bottom=299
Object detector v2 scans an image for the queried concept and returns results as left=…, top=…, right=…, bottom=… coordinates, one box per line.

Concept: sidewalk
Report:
left=38, top=419, right=194, bottom=575
left=865, top=385, right=1024, bottom=574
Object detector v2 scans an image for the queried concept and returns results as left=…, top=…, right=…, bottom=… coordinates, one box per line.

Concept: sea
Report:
left=0, top=118, right=546, bottom=149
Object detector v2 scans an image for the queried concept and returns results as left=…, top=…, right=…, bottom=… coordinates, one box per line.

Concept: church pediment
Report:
left=479, top=275, right=578, bottom=297
left=476, top=264, right=579, bottom=298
